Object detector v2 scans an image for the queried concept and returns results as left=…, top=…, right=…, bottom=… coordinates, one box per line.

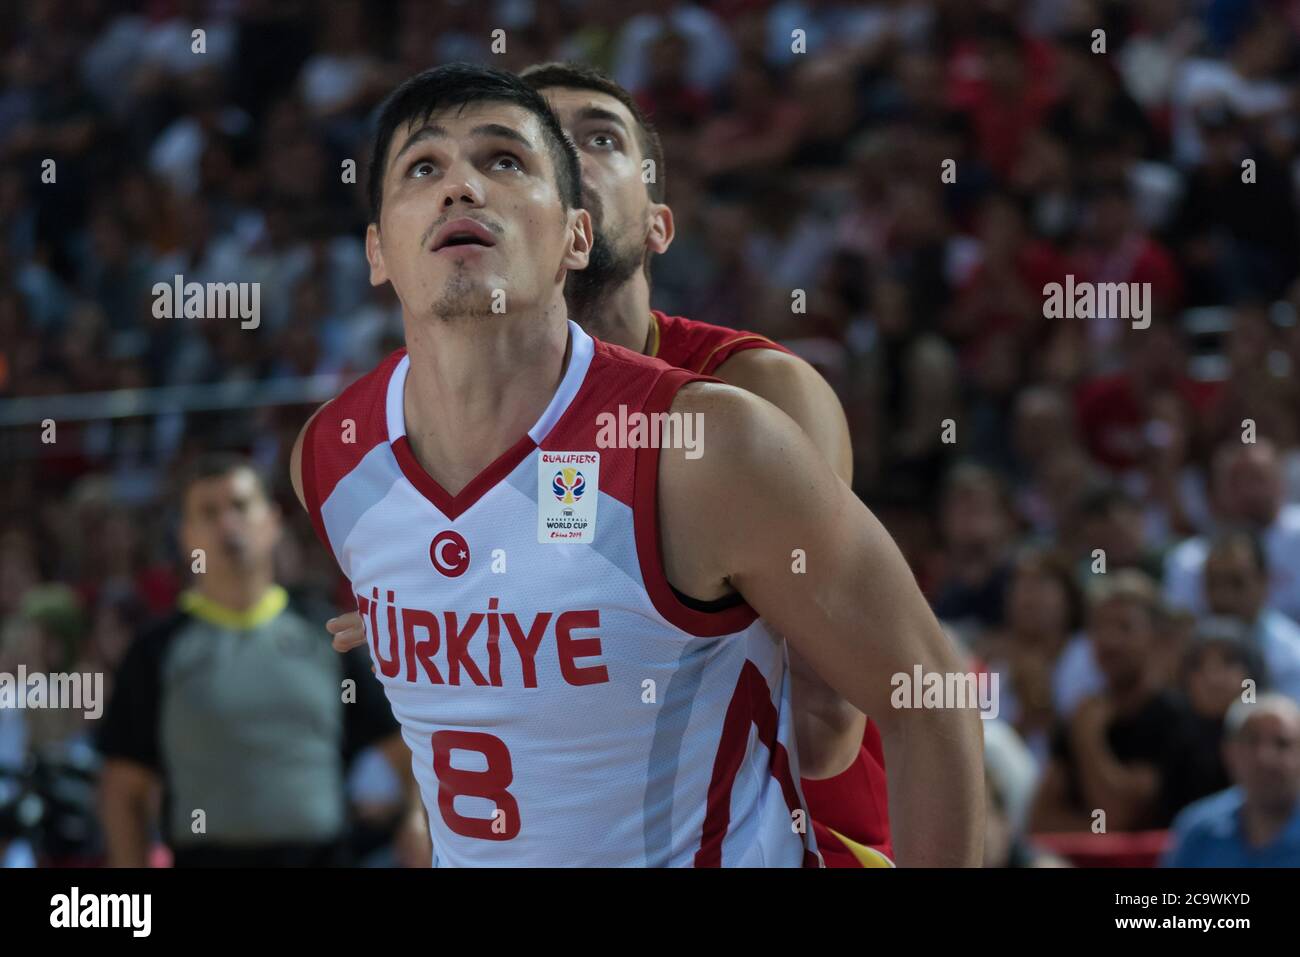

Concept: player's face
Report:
left=542, top=88, right=671, bottom=298
left=181, top=469, right=282, bottom=575
left=366, top=102, right=590, bottom=320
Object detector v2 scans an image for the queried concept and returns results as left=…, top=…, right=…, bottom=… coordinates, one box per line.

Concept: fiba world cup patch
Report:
left=538, top=451, right=599, bottom=544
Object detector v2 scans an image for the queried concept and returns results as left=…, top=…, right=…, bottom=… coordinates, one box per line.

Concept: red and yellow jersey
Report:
left=802, top=723, right=894, bottom=867
left=648, top=310, right=794, bottom=376
left=651, top=309, right=894, bottom=868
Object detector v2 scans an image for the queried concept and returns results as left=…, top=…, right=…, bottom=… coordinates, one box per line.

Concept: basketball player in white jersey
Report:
left=329, top=61, right=892, bottom=866
left=291, top=64, right=981, bottom=866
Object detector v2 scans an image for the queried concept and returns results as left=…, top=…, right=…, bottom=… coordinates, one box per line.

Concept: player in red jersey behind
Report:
left=328, top=63, right=894, bottom=865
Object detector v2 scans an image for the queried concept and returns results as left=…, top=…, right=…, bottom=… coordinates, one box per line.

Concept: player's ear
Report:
left=561, top=207, right=592, bottom=272
left=646, top=202, right=674, bottom=256
left=366, top=222, right=388, bottom=286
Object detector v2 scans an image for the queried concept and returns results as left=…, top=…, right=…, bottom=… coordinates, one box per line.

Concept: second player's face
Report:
left=367, top=102, right=587, bottom=320
left=543, top=87, right=649, bottom=258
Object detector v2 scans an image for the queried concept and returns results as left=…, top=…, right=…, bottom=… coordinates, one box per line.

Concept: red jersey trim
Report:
left=632, top=368, right=759, bottom=638
left=300, top=407, right=333, bottom=559
left=649, top=310, right=795, bottom=377
left=392, top=432, right=537, bottom=521
left=696, top=660, right=820, bottom=867
left=801, top=721, right=893, bottom=865
left=696, top=334, right=793, bottom=376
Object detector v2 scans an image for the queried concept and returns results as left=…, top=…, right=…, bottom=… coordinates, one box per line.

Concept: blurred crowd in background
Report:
left=3, top=0, right=1300, bottom=867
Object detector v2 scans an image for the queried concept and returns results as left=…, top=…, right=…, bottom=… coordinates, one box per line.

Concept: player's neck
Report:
left=570, top=272, right=653, bottom=354
left=401, top=304, right=571, bottom=495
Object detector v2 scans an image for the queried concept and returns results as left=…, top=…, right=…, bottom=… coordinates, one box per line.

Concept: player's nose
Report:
left=436, top=162, right=486, bottom=210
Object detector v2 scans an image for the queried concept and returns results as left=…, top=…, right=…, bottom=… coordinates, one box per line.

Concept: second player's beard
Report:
left=565, top=220, right=644, bottom=336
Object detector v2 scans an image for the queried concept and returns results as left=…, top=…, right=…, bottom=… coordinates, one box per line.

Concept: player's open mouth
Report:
left=430, top=218, right=497, bottom=253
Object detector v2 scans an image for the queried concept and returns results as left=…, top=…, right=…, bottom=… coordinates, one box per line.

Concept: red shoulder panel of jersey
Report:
left=545, top=339, right=759, bottom=638
left=801, top=720, right=893, bottom=867
left=650, top=310, right=794, bottom=377
left=300, top=347, right=406, bottom=558
left=542, top=339, right=672, bottom=508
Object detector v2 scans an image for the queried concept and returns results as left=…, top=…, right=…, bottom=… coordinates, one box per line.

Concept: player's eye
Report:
left=408, top=160, right=437, bottom=178
left=587, top=132, right=618, bottom=151
left=491, top=154, right=523, bottom=172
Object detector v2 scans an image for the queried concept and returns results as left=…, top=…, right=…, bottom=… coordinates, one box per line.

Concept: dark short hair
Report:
left=179, top=452, right=269, bottom=511
left=367, top=63, right=581, bottom=222
left=520, top=61, right=666, bottom=204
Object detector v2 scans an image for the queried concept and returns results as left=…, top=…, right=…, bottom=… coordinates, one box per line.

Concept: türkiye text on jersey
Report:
left=357, top=588, right=609, bottom=688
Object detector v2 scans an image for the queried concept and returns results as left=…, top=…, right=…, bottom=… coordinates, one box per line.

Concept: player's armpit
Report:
left=658, top=382, right=984, bottom=866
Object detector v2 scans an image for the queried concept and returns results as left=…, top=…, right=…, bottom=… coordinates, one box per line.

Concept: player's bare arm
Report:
left=658, top=380, right=984, bottom=867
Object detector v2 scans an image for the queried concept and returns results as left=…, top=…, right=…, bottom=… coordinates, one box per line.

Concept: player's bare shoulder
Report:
left=656, top=380, right=829, bottom=597
left=711, top=347, right=852, bottom=483
left=711, top=346, right=815, bottom=395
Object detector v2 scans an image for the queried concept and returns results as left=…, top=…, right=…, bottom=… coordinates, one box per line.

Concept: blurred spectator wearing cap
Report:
left=1162, top=695, right=1300, bottom=867
left=1165, top=440, right=1300, bottom=623
left=1029, top=570, right=1219, bottom=832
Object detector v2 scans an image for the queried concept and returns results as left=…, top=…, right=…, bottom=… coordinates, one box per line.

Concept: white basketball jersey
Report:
left=301, top=322, right=819, bottom=866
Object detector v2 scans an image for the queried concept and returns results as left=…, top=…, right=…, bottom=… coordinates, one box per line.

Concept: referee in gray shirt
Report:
left=98, top=454, right=426, bottom=867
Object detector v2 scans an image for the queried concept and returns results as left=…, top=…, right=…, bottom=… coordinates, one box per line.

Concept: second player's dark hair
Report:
left=367, top=63, right=582, bottom=222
